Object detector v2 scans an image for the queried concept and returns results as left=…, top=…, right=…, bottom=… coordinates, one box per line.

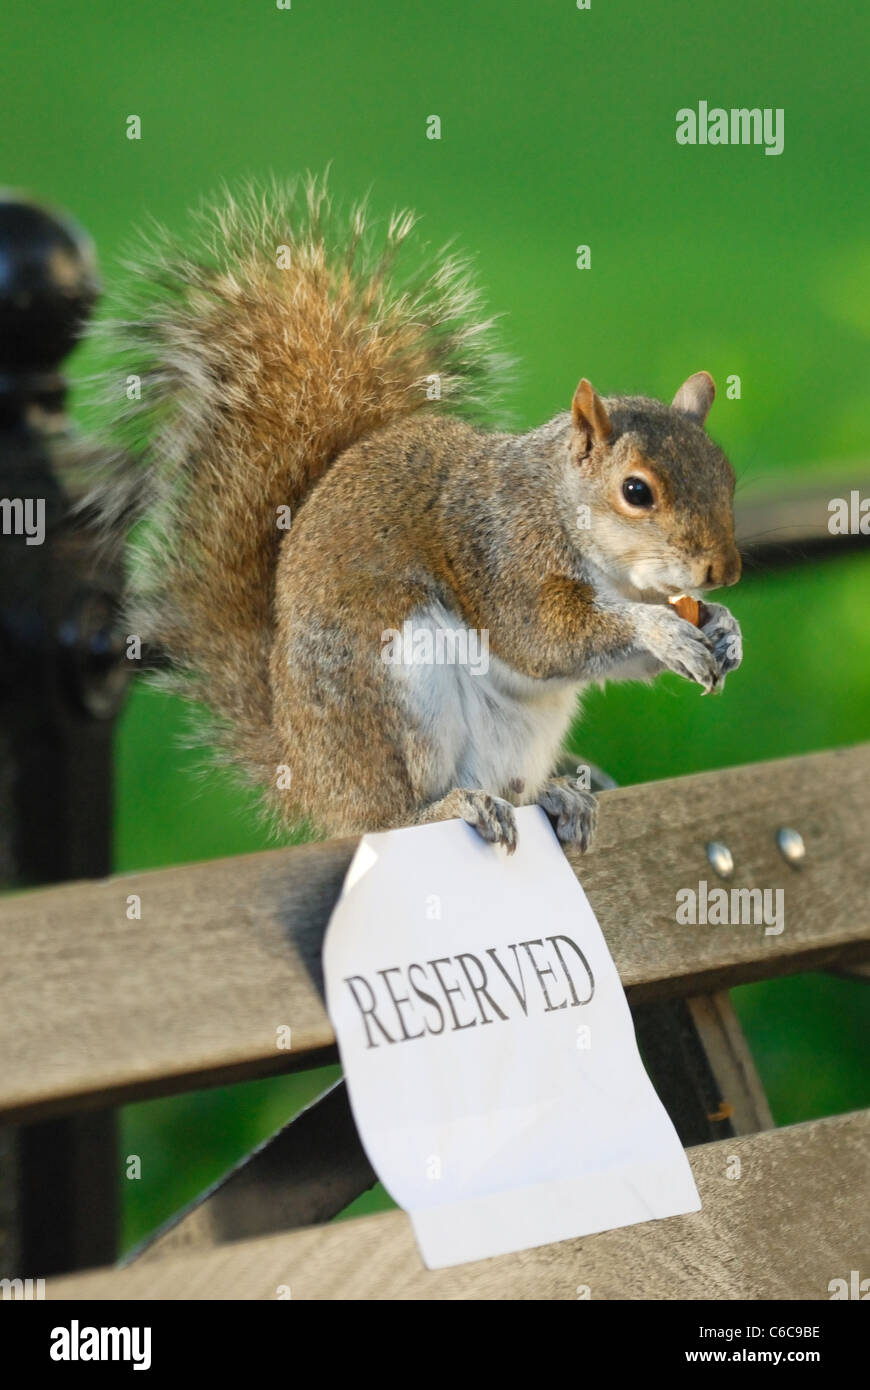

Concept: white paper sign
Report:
left=323, top=805, right=700, bottom=1269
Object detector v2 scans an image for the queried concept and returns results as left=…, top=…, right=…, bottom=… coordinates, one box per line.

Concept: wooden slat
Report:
left=735, top=475, right=870, bottom=562
left=49, top=1111, right=870, bottom=1300
left=686, top=992, right=775, bottom=1134
left=2, top=744, right=869, bottom=1124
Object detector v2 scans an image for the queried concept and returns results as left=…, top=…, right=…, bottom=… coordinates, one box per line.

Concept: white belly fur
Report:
left=387, top=602, right=581, bottom=799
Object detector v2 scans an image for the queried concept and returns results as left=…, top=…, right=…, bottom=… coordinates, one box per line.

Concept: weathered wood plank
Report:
left=2, top=744, right=869, bottom=1124
left=573, top=742, right=870, bottom=998
left=50, top=1111, right=870, bottom=1300
left=0, top=838, right=353, bottom=1124
left=686, top=992, right=774, bottom=1134
left=735, top=475, right=870, bottom=562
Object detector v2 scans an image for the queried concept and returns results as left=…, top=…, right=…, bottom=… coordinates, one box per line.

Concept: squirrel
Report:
left=89, top=175, right=742, bottom=854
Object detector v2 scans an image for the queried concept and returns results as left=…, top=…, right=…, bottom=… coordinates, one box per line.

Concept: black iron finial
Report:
left=0, top=194, right=100, bottom=413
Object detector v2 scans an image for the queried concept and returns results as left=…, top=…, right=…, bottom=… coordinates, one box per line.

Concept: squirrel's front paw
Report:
left=635, top=605, right=720, bottom=693
left=455, top=789, right=519, bottom=854
left=700, top=602, right=743, bottom=686
left=537, top=778, right=598, bottom=851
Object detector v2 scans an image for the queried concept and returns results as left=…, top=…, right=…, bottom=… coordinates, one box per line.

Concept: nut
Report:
left=669, top=593, right=701, bottom=626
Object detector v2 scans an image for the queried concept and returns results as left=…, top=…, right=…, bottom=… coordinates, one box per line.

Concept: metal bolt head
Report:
left=706, top=840, right=734, bottom=879
left=776, top=827, right=805, bottom=867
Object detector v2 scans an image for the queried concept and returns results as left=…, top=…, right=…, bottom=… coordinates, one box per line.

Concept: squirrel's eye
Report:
left=622, top=476, right=654, bottom=509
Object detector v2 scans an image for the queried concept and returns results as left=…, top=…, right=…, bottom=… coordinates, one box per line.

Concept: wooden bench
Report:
left=0, top=742, right=867, bottom=1298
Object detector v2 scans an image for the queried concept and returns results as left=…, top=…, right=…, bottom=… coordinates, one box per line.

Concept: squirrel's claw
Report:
left=536, top=778, right=599, bottom=852
left=700, top=602, right=743, bottom=685
left=455, top=790, right=519, bottom=855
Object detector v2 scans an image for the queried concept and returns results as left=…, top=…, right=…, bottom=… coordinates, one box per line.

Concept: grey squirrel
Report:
left=90, top=175, right=742, bottom=853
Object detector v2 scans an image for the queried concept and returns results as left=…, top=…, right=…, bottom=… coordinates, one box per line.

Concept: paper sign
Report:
left=323, top=805, right=700, bottom=1269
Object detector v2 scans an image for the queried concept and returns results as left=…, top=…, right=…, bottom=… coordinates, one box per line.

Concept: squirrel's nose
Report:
left=701, top=548, right=742, bottom=589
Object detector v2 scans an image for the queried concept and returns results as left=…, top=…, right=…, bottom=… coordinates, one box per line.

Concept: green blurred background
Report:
left=3, top=0, right=868, bottom=1250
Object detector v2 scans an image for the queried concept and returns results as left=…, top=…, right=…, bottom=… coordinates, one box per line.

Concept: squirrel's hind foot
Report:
left=415, top=787, right=519, bottom=854
left=536, top=778, right=599, bottom=852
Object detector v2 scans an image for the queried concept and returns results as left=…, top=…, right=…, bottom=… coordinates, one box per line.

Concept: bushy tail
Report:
left=86, top=174, right=506, bottom=793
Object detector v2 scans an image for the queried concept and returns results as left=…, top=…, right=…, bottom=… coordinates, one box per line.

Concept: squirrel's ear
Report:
left=572, top=379, right=612, bottom=457
left=672, top=371, right=716, bottom=425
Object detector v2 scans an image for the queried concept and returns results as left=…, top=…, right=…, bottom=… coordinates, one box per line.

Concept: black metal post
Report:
left=0, top=196, right=131, bottom=1277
